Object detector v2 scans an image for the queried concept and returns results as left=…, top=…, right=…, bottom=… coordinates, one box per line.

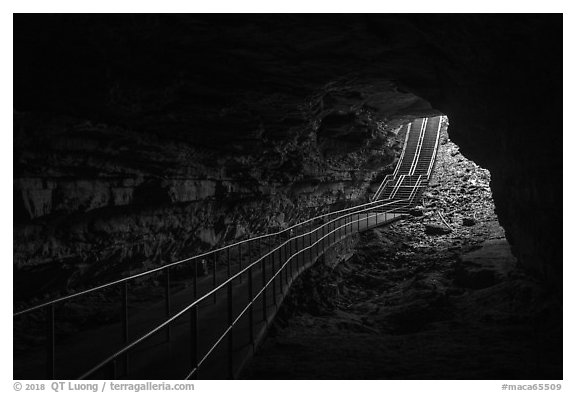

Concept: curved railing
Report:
left=13, top=196, right=412, bottom=380
left=77, top=198, right=410, bottom=380
left=14, top=196, right=410, bottom=318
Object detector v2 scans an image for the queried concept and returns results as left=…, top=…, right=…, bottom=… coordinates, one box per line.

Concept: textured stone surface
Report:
left=454, top=239, right=517, bottom=289
left=13, top=15, right=562, bottom=298
left=13, top=78, right=418, bottom=299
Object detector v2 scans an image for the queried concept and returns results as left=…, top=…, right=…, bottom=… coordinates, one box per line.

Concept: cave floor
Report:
left=241, top=219, right=562, bottom=380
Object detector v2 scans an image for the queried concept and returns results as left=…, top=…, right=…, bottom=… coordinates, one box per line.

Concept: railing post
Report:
left=248, top=265, right=254, bottom=348
left=213, top=252, right=217, bottom=304
left=306, top=225, right=312, bottom=263
left=227, top=281, right=234, bottom=379
left=350, top=215, right=352, bottom=234
left=313, top=223, right=317, bottom=259
left=190, top=304, right=198, bottom=379
left=280, top=239, right=284, bottom=291
left=272, top=247, right=277, bottom=306
left=165, top=268, right=171, bottom=342
left=193, top=259, right=198, bottom=300
left=227, top=247, right=231, bottom=278
left=289, top=237, right=293, bottom=281
left=283, top=241, right=288, bottom=288
left=320, top=222, right=323, bottom=254
left=311, top=228, right=315, bottom=260
left=334, top=218, right=338, bottom=242
left=262, top=252, right=267, bottom=323
left=286, top=236, right=291, bottom=284
left=334, top=219, right=337, bottom=244
left=285, top=233, right=289, bottom=287
left=296, top=237, right=300, bottom=273
left=248, top=241, right=252, bottom=270
left=331, top=220, right=334, bottom=246
left=321, top=224, right=325, bottom=253
left=46, top=304, right=55, bottom=379
left=315, top=228, right=318, bottom=259
left=332, top=219, right=338, bottom=244
left=122, top=281, right=129, bottom=374
left=238, top=244, right=243, bottom=284
left=312, top=228, right=316, bottom=260
left=330, top=220, right=334, bottom=246
left=348, top=214, right=351, bottom=233
left=109, top=359, right=118, bottom=379
left=300, top=235, right=304, bottom=272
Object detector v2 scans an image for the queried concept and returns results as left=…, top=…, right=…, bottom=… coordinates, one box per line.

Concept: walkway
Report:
left=13, top=116, right=443, bottom=380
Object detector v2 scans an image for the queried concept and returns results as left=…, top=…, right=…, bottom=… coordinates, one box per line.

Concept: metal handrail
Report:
left=389, top=174, right=405, bottom=200
left=373, top=116, right=441, bottom=206
left=372, top=122, right=412, bottom=202
left=14, top=193, right=404, bottom=317
left=407, top=175, right=423, bottom=205
left=426, top=116, right=443, bottom=177
left=408, top=117, right=427, bottom=176
left=185, top=203, right=408, bottom=380
left=392, top=122, right=411, bottom=178
left=77, top=198, right=410, bottom=379
left=372, top=117, right=427, bottom=202
left=371, top=174, right=393, bottom=202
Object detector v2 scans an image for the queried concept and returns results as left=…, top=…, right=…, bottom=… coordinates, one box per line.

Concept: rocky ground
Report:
left=242, top=127, right=562, bottom=379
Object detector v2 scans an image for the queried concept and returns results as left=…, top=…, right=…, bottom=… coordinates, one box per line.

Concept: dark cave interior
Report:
left=13, top=14, right=562, bottom=380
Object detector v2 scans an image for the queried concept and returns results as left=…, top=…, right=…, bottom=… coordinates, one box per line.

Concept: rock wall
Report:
left=14, top=82, right=431, bottom=299
left=402, top=16, right=563, bottom=282
left=13, top=15, right=562, bottom=297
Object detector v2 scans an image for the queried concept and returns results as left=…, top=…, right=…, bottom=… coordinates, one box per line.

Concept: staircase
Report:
left=372, top=116, right=442, bottom=211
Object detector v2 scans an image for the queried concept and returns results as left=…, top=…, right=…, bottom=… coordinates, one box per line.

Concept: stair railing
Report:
left=408, top=117, right=428, bottom=176
left=426, top=116, right=443, bottom=178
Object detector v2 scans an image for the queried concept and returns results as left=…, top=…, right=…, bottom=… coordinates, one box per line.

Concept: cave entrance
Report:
left=371, top=114, right=501, bottom=240
left=243, top=118, right=524, bottom=379
left=415, top=117, right=502, bottom=240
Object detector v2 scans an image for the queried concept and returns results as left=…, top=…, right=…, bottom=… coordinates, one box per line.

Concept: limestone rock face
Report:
left=13, top=79, right=420, bottom=298
left=13, top=15, right=562, bottom=297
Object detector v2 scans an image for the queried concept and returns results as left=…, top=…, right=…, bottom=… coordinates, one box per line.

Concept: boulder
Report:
left=462, top=217, right=476, bottom=226
left=409, top=207, right=424, bottom=217
left=424, top=224, right=451, bottom=236
left=453, top=239, right=517, bottom=289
